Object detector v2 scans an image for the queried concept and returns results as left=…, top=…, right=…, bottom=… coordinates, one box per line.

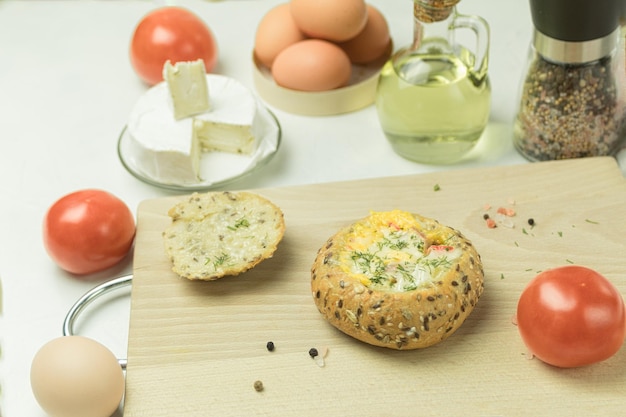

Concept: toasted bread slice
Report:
left=163, top=191, right=285, bottom=280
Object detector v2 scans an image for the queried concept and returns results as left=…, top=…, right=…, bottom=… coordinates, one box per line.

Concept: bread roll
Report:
left=163, top=191, right=285, bottom=280
left=311, top=210, right=484, bottom=349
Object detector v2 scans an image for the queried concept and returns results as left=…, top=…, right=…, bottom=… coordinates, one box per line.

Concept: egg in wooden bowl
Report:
left=252, top=0, right=392, bottom=115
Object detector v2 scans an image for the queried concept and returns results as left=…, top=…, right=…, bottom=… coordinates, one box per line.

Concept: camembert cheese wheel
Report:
left=127, top=73, right=261, bottom=184
left=311, top=210, right=484, bottom=350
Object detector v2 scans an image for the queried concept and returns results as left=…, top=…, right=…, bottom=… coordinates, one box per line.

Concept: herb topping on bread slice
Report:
left=163, top=191, right=285, bottom=280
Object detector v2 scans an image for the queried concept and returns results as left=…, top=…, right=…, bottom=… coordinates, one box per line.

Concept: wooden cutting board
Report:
left=124, top=157, right=626, bottom=417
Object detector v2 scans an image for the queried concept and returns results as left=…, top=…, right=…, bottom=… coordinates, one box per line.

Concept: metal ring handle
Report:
left=62, top=274, right=133, bottom=370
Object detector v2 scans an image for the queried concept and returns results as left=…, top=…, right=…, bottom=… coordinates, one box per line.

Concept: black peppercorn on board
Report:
left=125, top=156, right=626, bottom=417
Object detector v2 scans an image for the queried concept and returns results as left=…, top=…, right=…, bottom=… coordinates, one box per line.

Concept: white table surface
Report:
left=0, top=0, right=602, bottom=415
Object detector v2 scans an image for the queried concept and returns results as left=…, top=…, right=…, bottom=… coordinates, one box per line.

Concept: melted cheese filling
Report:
left=338, top=211, right=461, bottom=292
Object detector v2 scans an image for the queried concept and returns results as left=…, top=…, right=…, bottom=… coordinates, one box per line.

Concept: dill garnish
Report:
left=228, top=217, right=250, bottom=230
left=378, top=234, right=409, bottom=251
left=420, top=255, right=453, bottom=273
left=206, top=252, right=231, bottom=269
left=351, top=251, right=386, bottom=284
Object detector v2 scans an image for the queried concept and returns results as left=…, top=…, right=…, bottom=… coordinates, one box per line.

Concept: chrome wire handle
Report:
left=62, top=274, right=133, bottom=370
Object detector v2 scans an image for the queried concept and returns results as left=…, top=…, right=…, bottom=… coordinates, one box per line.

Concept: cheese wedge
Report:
left=163, top=60, right=210, bottom=120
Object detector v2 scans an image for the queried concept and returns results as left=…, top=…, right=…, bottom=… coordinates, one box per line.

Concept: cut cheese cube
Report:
left=163, top=60, right=210, bottom=120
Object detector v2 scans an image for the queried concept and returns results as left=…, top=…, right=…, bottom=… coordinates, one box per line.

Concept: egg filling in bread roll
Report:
left=311, top=210, right=484, bottom=350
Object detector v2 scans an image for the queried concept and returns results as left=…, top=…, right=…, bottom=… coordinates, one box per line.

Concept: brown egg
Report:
left=272, top=39, right=352, bottom=91
left=290, top=0, right=368, bottom=42
left=30, top=336, right=125, bottom=417
left=338, top=4, right=391, bottom=64
left=254, top=3, right=307, bottom=68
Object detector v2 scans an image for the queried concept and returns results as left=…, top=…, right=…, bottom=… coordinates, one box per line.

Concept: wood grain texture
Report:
left=124, top=157, right=626, bottom=417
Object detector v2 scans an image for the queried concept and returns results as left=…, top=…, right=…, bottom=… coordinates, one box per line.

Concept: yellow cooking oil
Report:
left=376, top=45, right=491, bottom=164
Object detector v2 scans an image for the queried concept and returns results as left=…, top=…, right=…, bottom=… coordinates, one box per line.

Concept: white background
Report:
left=0, top=0, right=602, bottom=415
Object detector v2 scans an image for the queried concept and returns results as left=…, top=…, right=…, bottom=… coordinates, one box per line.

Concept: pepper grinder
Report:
left=513, top=0, right=626, bottom=161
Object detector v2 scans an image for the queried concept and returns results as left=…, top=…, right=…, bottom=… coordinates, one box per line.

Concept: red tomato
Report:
left=129, top=7, right=218, bottom=85
left=43, top=190, right=136, bottom=275
left=516, top=265, right=626, bottom=368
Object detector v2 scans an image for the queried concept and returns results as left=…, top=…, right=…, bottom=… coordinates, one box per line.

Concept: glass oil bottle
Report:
left=375, top=0, right=491, bottom=164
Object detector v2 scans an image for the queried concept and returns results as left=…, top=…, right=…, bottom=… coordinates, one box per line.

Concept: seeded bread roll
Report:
left=163, top=191, right=285, bottom=280
left=311, top=210, right=484, bottom=350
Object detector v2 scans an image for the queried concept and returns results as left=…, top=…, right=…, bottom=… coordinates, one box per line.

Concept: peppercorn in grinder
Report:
left=513, top=0, right=626, bottom=161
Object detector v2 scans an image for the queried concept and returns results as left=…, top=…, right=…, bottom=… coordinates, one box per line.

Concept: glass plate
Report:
left=117, top=103, right=281, bottom=191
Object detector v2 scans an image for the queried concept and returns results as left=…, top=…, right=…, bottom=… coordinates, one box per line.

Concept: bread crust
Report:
left=311, top=210, right=484, bottom=350
left=163, top=191, right=285, bottom=280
